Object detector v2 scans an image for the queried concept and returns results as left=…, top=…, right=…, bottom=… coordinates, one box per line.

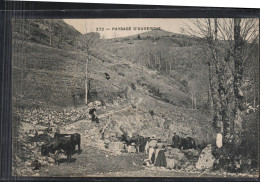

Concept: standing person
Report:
left=172, top=132, right=180, bottom=148
left=154, top=139, right=167, bottom=167
left=148, top=135, right=157, bottom=163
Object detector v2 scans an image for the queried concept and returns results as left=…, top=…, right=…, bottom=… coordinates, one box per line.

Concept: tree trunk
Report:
left=85, top=54, right=89, bottom=104
left=233, top=18, right=244, bottom=145
left=208, top=60, right=222, bottom=132
left=209, top=18, right=230, bottom=144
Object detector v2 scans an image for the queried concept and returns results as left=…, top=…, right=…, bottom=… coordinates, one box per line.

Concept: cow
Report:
left=41, top=133, right=81, bottom=163
left=178, top=136, right=196, bottom=150
left=186, top=137, right=196, bottom=149
left=54, top=133, right=81, bottom=153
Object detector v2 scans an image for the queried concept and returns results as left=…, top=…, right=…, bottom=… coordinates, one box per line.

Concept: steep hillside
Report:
left=12, top=19, right=85, bottom=107
left=100, top=30, right=210, bottom=109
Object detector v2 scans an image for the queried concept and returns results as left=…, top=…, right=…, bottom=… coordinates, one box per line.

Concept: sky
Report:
left=64, top=19, right=189, bottom=39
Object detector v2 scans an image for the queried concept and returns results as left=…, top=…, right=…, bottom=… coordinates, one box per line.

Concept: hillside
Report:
left=100, top=29, right=210, bottom=110
left=12, top=20, right=217, bottom=176
left=12, top=19, right=80, bottom=49
left=12, top=19, right=85, bottom=107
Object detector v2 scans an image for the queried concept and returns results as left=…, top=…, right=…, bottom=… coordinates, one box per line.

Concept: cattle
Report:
left=54, top=133, right=81, bottom=153
left=41, top=133, right=81, bottom=163
left=178, top=136, right=196, bottom=150
left=186, top=137, right=196, bottom=149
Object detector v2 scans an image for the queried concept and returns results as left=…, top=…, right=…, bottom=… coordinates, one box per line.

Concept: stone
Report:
left=165, top=148, right=185, bottom=161
left=127, top=145, right=136, bottom=153
left=196, top=144, right=215, bottom=170
left=108, top=142, right=121, bottom=151
left=166, top=158, right=175, bottom=169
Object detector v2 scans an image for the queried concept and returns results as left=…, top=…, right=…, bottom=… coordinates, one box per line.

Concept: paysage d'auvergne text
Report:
left=96, top=27, right=161, bottom=31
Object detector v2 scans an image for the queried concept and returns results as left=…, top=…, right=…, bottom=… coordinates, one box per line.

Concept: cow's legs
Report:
left=67, top=152, right=72, bottom=163
left=78, top=143, right=81, bottom=153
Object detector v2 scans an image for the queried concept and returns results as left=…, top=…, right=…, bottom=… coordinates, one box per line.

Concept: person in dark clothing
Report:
left=138, top=136, right=146, bottom=153
left=154, top=139, right=167, bottom=167
left=172, top=132, right=180, bottom=148
left=89, top=108, right=99, bottom=123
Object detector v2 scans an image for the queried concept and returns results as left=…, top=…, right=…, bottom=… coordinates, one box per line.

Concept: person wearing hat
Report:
left=148, top=135, right=157, bottom=163
left=172, top=132, right=180, bottom=149
left=154, top=138, right=167, bottom=167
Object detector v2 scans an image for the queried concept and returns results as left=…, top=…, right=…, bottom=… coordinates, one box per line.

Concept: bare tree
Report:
left=75, top=32, right=100, bottom=104
left=185, top=18, right=259, bottom=147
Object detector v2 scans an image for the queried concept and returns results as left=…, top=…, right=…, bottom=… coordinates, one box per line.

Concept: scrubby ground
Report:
left=12, top=115, right=258, bottom=178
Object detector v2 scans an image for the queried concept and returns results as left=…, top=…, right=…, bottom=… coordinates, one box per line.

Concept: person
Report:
left=89, top=108, right=99, bottom=123
left=172, top=132, right=180, bottom=148
left=154, top=138, right=167, bottom=167
left=148, top=135, right=157, bottom=163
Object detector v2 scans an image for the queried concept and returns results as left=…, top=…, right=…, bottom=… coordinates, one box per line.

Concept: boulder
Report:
left=196, top=144, right=215, bottom=170
left=127, top=145, right=136, bottom=153
left=183, top=149, right=200, bottom=159
left=166, top=158, right=175, bottom=169
left=165, top=148, right=185, bottom=161
left=108, top=142, right=121, bottom=151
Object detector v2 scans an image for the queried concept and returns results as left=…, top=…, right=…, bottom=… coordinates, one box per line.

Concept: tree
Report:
left=75, top=32, right=100, bottom=104
left=185, top=18, right=259, bottom=148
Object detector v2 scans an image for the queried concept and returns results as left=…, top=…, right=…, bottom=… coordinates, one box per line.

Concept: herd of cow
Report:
left=119, top=132, right=197, bottom=154
left=38, top=130, right=197, bottom=166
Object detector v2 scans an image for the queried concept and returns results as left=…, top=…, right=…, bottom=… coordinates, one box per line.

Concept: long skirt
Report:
left=154, top=150, right=167, bottom=167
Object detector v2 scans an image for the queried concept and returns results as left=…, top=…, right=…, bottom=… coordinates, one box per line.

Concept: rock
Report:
left=166, top=158, right=175, bottom=169
left=108, top=142, right=121, bottom=151
left=183, top=149, right=200, bottom=158
left=65, top=125, right=75, bottom=131
left=196, top=144, right=215, bottom=170
left=127, top=145, right=136, bottom=153
left=165, top=148, right=185, bottom=161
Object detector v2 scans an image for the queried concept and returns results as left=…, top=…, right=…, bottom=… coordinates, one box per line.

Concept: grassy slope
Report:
left=12, top=40, right=86, bottom=107
left=12, top=22, right=215, bottom=144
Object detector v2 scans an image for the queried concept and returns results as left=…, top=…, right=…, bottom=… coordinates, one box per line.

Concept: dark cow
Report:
left=179, top=137, right=188, bottom=150
left=54, top=133, right=81, bottom=153
left=41, top=133, right=81, bottom=163
left=178, top=137, right=196, bottom=150
left=120, top=133, right=148, bottom=153
left=186, top=137, right=196, bottom=149
left=130, top=134, right=142, bottom=153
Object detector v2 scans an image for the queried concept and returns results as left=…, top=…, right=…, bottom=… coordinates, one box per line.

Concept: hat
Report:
left=157, top=138, right=162, bottom=142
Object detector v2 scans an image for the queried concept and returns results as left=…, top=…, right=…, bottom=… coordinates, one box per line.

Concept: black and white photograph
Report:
left=11, top=18, right=259, bottom=177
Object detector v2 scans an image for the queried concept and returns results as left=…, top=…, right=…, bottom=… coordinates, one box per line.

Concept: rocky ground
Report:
left=12, top=109, right=258, bottom=178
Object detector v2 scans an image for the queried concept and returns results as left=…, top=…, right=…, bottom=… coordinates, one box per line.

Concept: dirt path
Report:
left=39, top=146, right=146, bottom=177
